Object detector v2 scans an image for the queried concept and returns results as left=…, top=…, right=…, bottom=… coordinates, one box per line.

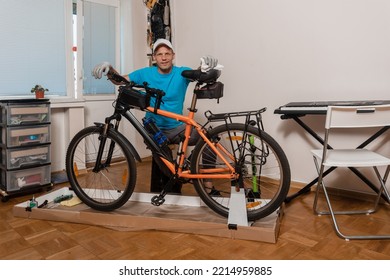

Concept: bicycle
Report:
left=65, top=69, right=291, bottom=221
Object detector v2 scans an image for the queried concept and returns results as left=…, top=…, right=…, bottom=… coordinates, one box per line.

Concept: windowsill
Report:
left=0, top=94, right=116, bottom=109
left=82, top=93, right=116, bottom=102
left=49, top=96, right=86, bottom=109
left=50, top=94, right=116, bottom=108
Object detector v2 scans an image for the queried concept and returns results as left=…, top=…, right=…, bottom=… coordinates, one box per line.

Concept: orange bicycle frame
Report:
left=145, top=105, right=237, bottom=180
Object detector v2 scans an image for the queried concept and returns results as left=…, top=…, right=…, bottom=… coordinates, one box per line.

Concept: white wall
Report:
left=169, top=0, right=390, bottom=190
left=52, top=0, right=390, bottom=193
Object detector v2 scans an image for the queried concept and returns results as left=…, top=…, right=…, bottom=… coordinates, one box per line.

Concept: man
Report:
left=92, top=39, right=217, bottom=143
left=92, top=38, right=219, bottom=193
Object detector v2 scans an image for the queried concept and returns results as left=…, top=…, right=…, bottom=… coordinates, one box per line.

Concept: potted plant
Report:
left=31, top=84, right=49, bottom=99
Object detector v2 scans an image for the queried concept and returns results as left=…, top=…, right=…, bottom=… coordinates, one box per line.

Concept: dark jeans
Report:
left=162, top=123, right=199, bottom=145
left=150, top=124, right=198, bottom=193
left=150, top=123, right=215, bottom=193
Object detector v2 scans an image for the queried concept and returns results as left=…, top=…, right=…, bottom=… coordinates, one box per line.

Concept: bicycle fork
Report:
left=92, top=114, right=121, bottom=173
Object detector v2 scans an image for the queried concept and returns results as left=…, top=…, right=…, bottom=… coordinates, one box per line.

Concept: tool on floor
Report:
left=25, top=196, right=39, bottom=211
left=53, top=194, right=73, bottom=203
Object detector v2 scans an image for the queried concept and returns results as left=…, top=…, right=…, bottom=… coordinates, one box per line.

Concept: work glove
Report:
left=200, top=56, right=224, bottom=72
left=92, top=61, right=111, bottom=79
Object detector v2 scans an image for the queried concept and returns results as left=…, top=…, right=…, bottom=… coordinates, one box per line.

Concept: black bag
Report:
left=194, top=81, right=224, bottom=100
left=117, top=85, right=150, bottom=110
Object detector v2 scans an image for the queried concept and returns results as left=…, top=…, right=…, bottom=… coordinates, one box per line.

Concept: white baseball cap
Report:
left=153, top=38, right=174, bottom=53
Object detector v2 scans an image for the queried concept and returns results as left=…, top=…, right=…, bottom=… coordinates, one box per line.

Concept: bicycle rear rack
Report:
left=204, top=108, right=269, bottom=192
left=204, top=109, right=268, bottom=228
left=204, top=108, right=267, bottom=133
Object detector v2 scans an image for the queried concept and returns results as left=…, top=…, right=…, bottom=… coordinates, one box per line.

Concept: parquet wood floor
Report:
left=1, top=158, right=390, bottom=260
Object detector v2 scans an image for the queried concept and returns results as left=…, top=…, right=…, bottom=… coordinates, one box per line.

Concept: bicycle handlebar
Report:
left=116, top=69, right=222, bottom=113
left=116, top=82, right=166, bottom=113
left=133, top=83, right=165, bottom=113
left=181, top=69, right=221, bottom=83
left=106, top=70, right=130, bottom=85
left=145, top=84, right=166, bottom=98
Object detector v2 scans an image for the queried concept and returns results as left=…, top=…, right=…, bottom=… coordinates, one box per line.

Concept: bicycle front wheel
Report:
left=191, top=123, right=290, bottom=221
left=65, top=125, right=137, bottom=211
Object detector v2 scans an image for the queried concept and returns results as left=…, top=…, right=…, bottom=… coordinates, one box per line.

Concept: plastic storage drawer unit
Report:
left=0, top=99, right=51, bottom=200
left=1, top=103, right=50, bottom=125
left=1, top=145, right=50, bottom=169
left=0, top=164, right=51, bottom=192
left=1, top=124, right=50, bottom=147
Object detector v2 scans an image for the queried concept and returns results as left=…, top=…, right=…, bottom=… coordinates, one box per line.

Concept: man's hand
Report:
left=200, top=56, right=224, bottom=72
left=92, top=61, right=111, bottom=79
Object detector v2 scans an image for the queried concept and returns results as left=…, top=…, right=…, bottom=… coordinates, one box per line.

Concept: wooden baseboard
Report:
left=138, top=158, right=386, bottom=204
left=289, top=180, right=386, bottom=203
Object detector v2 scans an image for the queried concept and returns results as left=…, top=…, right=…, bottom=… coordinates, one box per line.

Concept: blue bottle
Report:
left=142, top=117, right=173, bottom=161
left=143, top=117, right=169, bottom=147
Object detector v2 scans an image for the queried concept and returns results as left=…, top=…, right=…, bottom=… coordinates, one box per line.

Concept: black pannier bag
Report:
left=194, top=81, right=224, bottom=100
left=117, top=85, right=150, bottom=110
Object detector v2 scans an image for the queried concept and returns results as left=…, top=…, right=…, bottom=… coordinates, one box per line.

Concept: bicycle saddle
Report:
left=181, top=69, right=221, bottom=83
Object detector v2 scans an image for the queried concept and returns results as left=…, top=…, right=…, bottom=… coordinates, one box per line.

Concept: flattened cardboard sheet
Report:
left=13, top=187, right=283, bottom=243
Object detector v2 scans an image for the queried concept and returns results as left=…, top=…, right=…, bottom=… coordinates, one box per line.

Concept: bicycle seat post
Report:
left=188, top=88, right=198, bottom=113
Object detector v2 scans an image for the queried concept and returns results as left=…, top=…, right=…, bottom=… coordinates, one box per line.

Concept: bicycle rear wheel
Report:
left=65, top=125, right=137, bottom=211
left=191, top=123, right=290, bottom=221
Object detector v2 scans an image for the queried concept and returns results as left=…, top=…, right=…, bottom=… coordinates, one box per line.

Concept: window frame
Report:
left=75, top=0, right=121, bottom=102
left=0, top=0, right=73, bottom=100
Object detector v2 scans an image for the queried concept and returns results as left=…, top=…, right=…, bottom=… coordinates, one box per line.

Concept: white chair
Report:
left=311, top=105, right=390, bottom=240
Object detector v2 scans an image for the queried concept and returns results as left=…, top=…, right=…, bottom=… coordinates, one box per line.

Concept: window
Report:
left=75, top=0, right=120, bottom=96
left=0, top=0, right=72, bottom=97
left=0, top=0, right=120, bottom=99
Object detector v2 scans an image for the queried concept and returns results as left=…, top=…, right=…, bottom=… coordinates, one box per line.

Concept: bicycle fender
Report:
left=94, top=122, right=142, bottom=163
left=119, top=135, right=142, bottom=163
left=125, top=138, right=142, bottom=162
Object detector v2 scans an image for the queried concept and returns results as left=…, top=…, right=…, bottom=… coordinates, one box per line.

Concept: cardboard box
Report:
left=13, top=187, right=283, bottom=243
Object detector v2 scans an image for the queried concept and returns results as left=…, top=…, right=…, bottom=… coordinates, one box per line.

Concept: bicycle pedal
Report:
left=151, top=195, right=165, bottom=206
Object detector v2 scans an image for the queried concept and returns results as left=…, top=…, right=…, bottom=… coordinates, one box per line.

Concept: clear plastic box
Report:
left=0, top=164, right=51, bottom=192
left=1, top=103, right=50, bottom=125
left=1, top=145, right=50, bottom=169
left=1, top=124, right=50, bottom=147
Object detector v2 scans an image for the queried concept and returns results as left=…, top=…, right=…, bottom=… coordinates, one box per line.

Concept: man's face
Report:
left=153, top=45, right=175, bottom=74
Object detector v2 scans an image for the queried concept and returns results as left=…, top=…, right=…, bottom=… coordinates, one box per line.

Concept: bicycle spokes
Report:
left=191, top=123, right=290, bottom=221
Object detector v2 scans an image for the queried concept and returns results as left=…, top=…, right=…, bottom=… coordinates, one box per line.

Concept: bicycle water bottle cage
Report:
left=117, top=85, right=150, bottom=110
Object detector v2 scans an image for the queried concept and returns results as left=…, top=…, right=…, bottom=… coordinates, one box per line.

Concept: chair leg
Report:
left=321, top=178, right=390, bottom=240
left=312, top=156, right=321, bottom=214
left=374, top=166, right=390, bottom=201
left=312, top=158, right=390, bottom=240
left=317, top=181, right=350, bottom=240
left=312, top=156, right=330, bottom=216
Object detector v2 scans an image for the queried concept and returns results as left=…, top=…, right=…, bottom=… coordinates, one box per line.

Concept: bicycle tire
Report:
left=191, top=123, right=290, bottom=221
left=65, top=125, right=137, bottom=211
